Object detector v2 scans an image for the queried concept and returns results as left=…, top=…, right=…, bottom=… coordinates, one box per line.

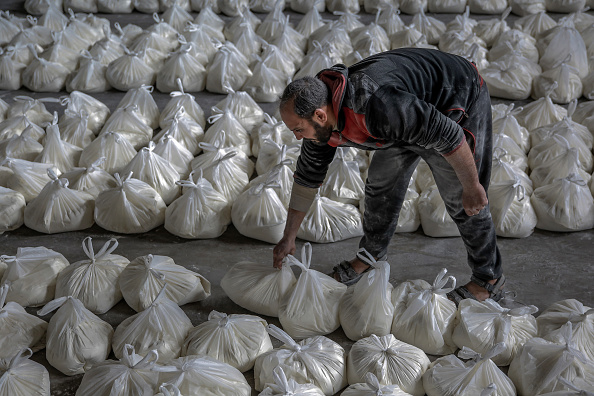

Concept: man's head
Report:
left=279, top=76, right=335, bottom=144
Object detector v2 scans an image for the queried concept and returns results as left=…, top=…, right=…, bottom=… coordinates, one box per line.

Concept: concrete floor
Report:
left=1, top=1, right=594, bottom=395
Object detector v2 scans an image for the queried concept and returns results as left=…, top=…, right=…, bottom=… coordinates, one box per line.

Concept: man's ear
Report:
left=313, top=108, right=328, bottom=124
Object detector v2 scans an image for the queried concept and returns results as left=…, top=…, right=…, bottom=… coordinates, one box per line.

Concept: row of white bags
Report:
left=0, top=239, right=210, bottom=312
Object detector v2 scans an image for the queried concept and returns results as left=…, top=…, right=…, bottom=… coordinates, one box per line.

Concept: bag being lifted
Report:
left=94, top=172, right=167, bottom=234
left=254, top=324, right=347, bottom=395
left=0, top=349, right=50, bottom=396
left=37, top=296, right=113, bottom=376
left=182, top=310, right=272, bottom=372
left=120, top=254, right=210, bottom=312
left=75, top=345, right=161, bottom=396
left=220, top=259, right=297, bottom=318
left=55, top=237, right=129, bottom=314
left=0, top=284, right=47, bottom=360
left=422, top=343, right=517, bottom=396
left=0, top=246, right=69, bottom=307
left=391, top=268, right=458, bottom=355
left=347, top=334, right=430, bottom=396
left=278, top=243, right=347, bottom=339
left=339, top=254, right=394, bottom=341
left=113, top=287, right=194, bottom=363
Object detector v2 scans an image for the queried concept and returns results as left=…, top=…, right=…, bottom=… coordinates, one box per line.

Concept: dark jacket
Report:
left=294, top=48, right=483, bottom=189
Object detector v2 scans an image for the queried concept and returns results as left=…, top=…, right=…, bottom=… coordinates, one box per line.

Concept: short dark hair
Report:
left=279, top=76, right=329, bottom=119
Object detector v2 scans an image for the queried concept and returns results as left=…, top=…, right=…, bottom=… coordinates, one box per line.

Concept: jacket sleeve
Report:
left=293, top=140, right=337, bottom=188
left=365, top=86, right=465, bottom=155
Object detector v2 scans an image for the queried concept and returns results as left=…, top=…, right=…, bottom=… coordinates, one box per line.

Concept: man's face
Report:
left=280, top=105, right=333, bottom=144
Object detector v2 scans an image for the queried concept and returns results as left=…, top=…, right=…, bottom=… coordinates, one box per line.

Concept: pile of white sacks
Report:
left=3, top=240, right=592, bottom=395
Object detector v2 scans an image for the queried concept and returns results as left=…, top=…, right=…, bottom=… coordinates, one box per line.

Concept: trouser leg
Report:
left=359, top=147, right=420, bottom=259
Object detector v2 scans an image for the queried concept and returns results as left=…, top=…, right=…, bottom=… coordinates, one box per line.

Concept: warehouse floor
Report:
left=1, top=1, right=594, bottom=395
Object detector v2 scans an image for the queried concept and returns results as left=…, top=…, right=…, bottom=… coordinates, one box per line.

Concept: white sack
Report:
left=36, top=114, right=82, bottom=173
left=165, top=175, right=231, bottom=239
left=94, top=172, right=166, bottom=234
left=469, top=0, right=508, bottom=14
left=530, top=148, right=591, bottom=189
left=60, top=91, right=110, bottom=134
left=0, top=349, right=50, bottom=396
left=156, top=46, right=207, bottom=93
left=66, top=53, right=110, bottom=93
left=204, top=110, right=251, bottom=157
left=58, top=109, right=94, bottom=149
left=489, top=178, right=537, bottom=238
left=347, top=334, right=429, bottom=396
left=116, top=84, right=160, bottom=129
left=120, top=254, right=210, bottom=312
left=231, top=181, right=287, bottom=244
left=528, top=133, right=593, bottom=174
left=339, top=257, right=394, bottom=341
left=481, top=61, right=534, bottom=100
left=251, top=114, right=296, bottom=158
left=532, top=62, right=583, bottom=104
left=298, top=194, right=363, bottom=243
left=259, top=366, right=326, bottom=396
left=278, top=244, right=347, bottom=339
left=492, top=103, right=530, bottom=153
left=220, top=259, right=297, bottom=318
left=37, top=296, right=113, bottom=376
left=22, top=52, right=69, bottom=92
left=536, top=299, right=594, bottom=361
left=531, top=173, right=594, bottom=232
left=55, top=237, right=129, bottom=314
left=159, top=84, right=206, bottom=130
left=24, top=169, right=95, bottom=234
left=538, top=22, right=588, bottom=78
left=0, top=132, right=42, bottom=162
left=418, top=187, right=461, bottom=237
left=493, top=133, right=528, bottom=172
left=79, top=132, right=137, bottom=175
left=0, top=284, right=47, bottom=360
left=391, top=268, right=458, bottom=355
left=75, top=345, right=160, bottom=396
left=112, top=288, right=194, bottom=362
left=61, top=159, right=118, bottom=199
left=0, top=246, right=69, bottom=307
left=0, top=186, right=25, bottom=233
left=508, top=322, right=594, bottom=395
left=99, top=105, right=153, bottom=150
left=106, top=50, right=155, bottom=91
left=213, top=85, right=265, bottom=134
left=156, top=355, right=252, bottom=396
left=342, top=372, right=415, bottom=396
left=254, top=324, right=347, bottom=395
left=182, top=310, right=272, bottom=372
left=320, top=150, right=365, bottom=206
left=154, top=108, right=204, bottom=157
left=422, top=343, right=517, bottom=396
left=206, top=44, right=252, bottom=94
left=3, top=158, right=56, bottom=203
left=256, top=141, right=299, bottom=177
left=152, top=133, right=193, bottom=179
left=452, top=298, right=539, bottom=366
left=6, top=96, right=54, bottom=126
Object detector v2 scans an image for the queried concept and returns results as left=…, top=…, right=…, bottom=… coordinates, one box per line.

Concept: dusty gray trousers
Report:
left=360, top=83, right=502, bottom=282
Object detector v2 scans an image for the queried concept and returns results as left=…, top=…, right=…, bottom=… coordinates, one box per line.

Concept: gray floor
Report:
left=1, top=1, right=594, bottom=395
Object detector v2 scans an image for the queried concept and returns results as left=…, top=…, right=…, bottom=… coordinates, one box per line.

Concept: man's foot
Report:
left=329, top=257, right=372, bottom=285
left=447, top=275, right=506, bottom=305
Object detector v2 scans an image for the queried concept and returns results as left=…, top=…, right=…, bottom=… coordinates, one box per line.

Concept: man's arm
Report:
left=443, top=140, right=488, bottom=216
left=273, top=208, right=307, bottom=268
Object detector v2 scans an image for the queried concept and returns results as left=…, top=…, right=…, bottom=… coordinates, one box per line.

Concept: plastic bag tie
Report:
left=208, top=310, right=230, bottom=327
left=82, top=236, right=119, bottom=263
left=284, top=242, right=312, bottom=272
left=122, top=344, right=159, bottom=369
left=364, top=372, right=384, bottom=394
left=143, top=255, right=166, bottom=281
left=399, top=268, right=455, bottom=322
left=480, top=384, right=497, bottom=396
left=557, top=376, right=594, bottom=396
left=272, top=366, right=291, bottom=392
left=0, top=284, right=9, bottom=308
left=158, top=384, right=182, bottom=396
left=266, top=324, right=301, bottom=351
left=37, top=296, right=72, bottom=316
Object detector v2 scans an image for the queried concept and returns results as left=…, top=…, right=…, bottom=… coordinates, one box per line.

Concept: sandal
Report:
left=447, top=274, right=506, bottom=306
left=329, top=260, right=373, bottom=286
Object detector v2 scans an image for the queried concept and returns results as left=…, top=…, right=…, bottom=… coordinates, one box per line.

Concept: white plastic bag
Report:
left=528, top=133, right=593, bottom=174
left=55, top=237, right=129, bottom=314
left=154, top=110, right=204, bottom=158
left=153, top=133, right=193, bottom=179
left=298, top=194, right=363, bottom=243
left=99, top=105, right=153, bottom=150
left=61, top=159, right=118, bottom=199
left=36, top=113, right=82, bottom=173
left=106, top=49, right=156, bottom=91
left=206, top=44, right=253, bottom=94
left=259, top=366, right=326, bottom=396
left=159, top=81, right=206, bottom=129
left=252, top=114, right=296, bottom=158
left=156, top=355, right=252, bottom=396
left=539, top=21, right=588, bottom=78
left=66, top=52, right=110, bottom=93
left=24, top=169, right=95, bottom=234
left=418, top=187, right=460, bottom=237
left=156, top=45, right=207, bottom=93
left=58, top=109, right=95, bottom=149
left=120, top=254, right=210, bottom=312
left=531, top=148, right=591, bottom=189
left=121, top=142, right=180, bottom=205
left=204, top=109, right=251, bottom=156
left=112, top=287, right=194, bottom=362
left=489, top=179, right=538, bottom=238
left=347, top=334, right=429, bottom=396
left=278, top=244, right=347, bottom=339
left=0, top=285, right=47, bottom=360
left=532, top=60, right=583, bottom=104
left=422, top=343, right=517, bottom=396
left=536, top=299, right=594, bottom=361
left=320, top=149, right=365, bottom=206
left=213, top=84, right=265, bottom=134
left=514, top=90, right=568, bottom=131
left=531, top=173, right=594, bottom=232
left=492, top=103, right=530, bottom=153
left=339, top=256, right=394, bottom=341
left=116, top=84, right=160, bottom=129
left=6, top=96, right=55, bottom=126
left=469, top=0, right=508, bottom=13
left=37, top=296, right=113, bottom=376
left=481, top=60, right=534, bottom=100
left=182, top=310, right=272, bottom=372
left=0, top=131, right=43, bottom=162
left=508, top=322, right=594, bottom=395
left=94, top=172, right=167, bottom=234
left=391, top=268, right=458, bottom=355
left=343, top=373, right=416, bottom=396
left=22, top=51, right=69, bottom=92
left=493, top=133, right=528, bottom=172
left=231, top=181, right=287, bottom=244
left=0, top=349, right=50, bottom=396
left=79, top=132, right=137, bottom=175
left=2, top=158, right=56, bottom=203
left=452, top=298, right=539, bottom=366
left=0, top=246, right=69, bottom=307
left=165, top=174, right=231, bottom=239
left=256, top=141, right=300, bottom=177
left=60, top=91, right=110, bottom=135
left=0, top=187, right=25, bottom=234
left=254, top=324, right=347, bottom=395
left=75, top=345, right=160, bottom=396
left=220, top=259, right=297, bottom=317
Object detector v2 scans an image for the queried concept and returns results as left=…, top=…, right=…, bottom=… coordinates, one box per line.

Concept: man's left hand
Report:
left=463, top=182, right=488, bottom=216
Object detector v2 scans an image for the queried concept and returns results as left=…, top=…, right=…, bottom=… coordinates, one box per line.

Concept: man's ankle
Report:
left=349, top=257, right=371, bottom=274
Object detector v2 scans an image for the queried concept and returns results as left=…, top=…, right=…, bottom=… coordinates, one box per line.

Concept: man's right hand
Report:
left=273, top=236, right=296, bottom=269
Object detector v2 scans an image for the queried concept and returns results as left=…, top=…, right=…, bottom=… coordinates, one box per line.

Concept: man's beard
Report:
left=309, top=119, right=333, bottom=144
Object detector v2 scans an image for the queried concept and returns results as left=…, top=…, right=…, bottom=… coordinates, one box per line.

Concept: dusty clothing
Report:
left=289, top=48, right=502, bottom=282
